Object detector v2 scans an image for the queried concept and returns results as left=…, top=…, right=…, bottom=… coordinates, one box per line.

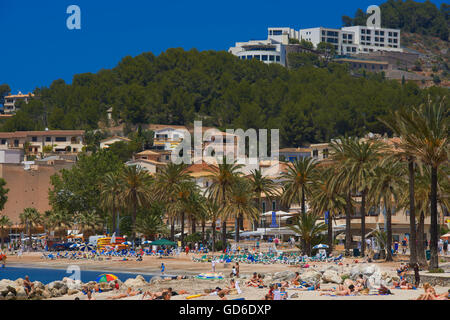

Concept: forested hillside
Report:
left=1, top=48, right=448, bottom=147
left=342, top=0, right=449, bottom=41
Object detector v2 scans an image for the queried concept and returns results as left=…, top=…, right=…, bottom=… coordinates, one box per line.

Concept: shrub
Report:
left=428, top=268, right=444, bottom=273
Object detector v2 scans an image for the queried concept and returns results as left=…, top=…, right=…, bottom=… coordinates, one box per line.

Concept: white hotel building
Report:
left=229, top=25, right=402, bottom=65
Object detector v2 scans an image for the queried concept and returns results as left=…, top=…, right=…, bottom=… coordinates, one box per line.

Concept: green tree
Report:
left=206, top=158, right=243, bottom=249
left=19, top=208, right=41, bottom=248
left=100, top=171, right=124, bottom=235
left=289, top=213, right=327, bottom=256
left=0, top=215, right=12, bottom=249
left=119, top=165, right=153, bottom=244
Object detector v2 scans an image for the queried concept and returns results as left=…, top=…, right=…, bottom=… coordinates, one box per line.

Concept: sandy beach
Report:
left=3, top=252, right=449, bottom=301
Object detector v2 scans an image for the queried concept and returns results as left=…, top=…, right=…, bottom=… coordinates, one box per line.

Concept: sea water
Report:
left=0, top=266, right=155, bottom=284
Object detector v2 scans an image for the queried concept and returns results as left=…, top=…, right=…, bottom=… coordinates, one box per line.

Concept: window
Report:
left=366, top=30, right=371, bottom=35
left=0, top=139, right=5, bottom=145
left=389, top=32, right=393, bottom=37
left=361, top=36, right=365, bottom=41
left=366, top=36, right=371, bottom=41
left=262, top=201, right=266, bottom=213
left=352, top=47, right=356, bottom=52
left=269, top=55, right=275, bottom=61
left=55, top=137, right=67, bottom=142
left=313, top=150, right=318, bottom=157
left=375, top=30, right=379, bottom=35
left=375, top=37, right=379, bottom=42
left=361, top=29, right=366, bottom=34
left=262, top=55, right=268, bottom=61
left=14, top=140, right=19, bottom=147
left=276, top=56, right=280, bottom=62
left=273, top=30, right=282, bottom=35
left=254, top=55, right=260, bottom=60
left=247, top=55, right=252, bottom=60
left=348, top=34, right=352, bottom=40
left=272, top=201, right=276, bottom=211
left=380, top=31, right=385, bottom=36
left=31, top=136, right=37, bottom=142
left=45, top=136, right=51, bottom=142
left=393, top=32, right=398, bottom=37
left=323, top=149, right=329, bottom=159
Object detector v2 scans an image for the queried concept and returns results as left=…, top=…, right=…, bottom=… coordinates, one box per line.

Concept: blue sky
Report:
left=0, top=0, right=446, bottom=93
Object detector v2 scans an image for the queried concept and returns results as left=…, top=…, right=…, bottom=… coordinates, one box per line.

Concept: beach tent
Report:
left=150, top=239, right=176, bottom=246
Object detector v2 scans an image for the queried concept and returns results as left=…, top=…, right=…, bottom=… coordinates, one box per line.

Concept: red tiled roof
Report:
left=0, top=130, right=84, bottom=139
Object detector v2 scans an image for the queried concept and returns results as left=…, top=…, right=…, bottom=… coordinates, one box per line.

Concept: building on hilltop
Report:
left=3, top=92, right=34, bottom=114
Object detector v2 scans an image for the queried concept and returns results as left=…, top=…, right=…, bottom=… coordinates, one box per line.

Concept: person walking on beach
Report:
left=185, top=246, right=189, bottom=255
left=1, top=252, right=6, bottom=268
left=444, top=240, right=448, bottom=256
left=161, top=263, right=165, bottom=275
left=235, top=262, right=240, bottom=278
left=211, top=259, right=216, bottom=273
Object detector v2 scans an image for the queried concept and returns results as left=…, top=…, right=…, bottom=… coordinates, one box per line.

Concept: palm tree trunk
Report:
left=416, top=211, right=427, bottom=267
left=327, top=213, right=333, bottom=255
left=170, top=218, right=175, bottom=241
left=361, top=191, right=366, bottom=257
left=112, top=203, right=116, bottom=236
left=408, top=159, right=417, bottom=266
left=254, top=197, right=261, bottom=231
left=132, top=199, right=137, bottom=246
left=235, top=217, right=239, bottom=243
left=191, top=217, right=196, bottom=234
left=28, top=223, right=32, bottom=249
left=345, top=192, right=352, bottom=256
left=222, top=221, right=227, bottom=250
left=429, top=166, right=439, bottom=269
left=385, top=200, right=393, bottom=262
left=181, top=212, right=185, bottom=247
left=116, top=210, right=120, bottom=236
left=212, top=220, right=216, bottom=252
left=201, top=220, right=206, bottom=246
left=1, top=226, right=4, bottom=249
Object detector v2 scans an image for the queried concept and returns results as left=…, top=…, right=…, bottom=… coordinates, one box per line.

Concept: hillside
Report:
left=1, top=48, right=448, bottom=148
left=402, top=32, right=450, bottom=87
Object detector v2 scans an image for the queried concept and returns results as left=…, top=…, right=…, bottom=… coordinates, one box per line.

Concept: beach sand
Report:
left=4, top=252, right=449, bottom=301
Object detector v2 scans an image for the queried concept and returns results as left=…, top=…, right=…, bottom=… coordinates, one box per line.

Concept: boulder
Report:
left=135, top=275, right=147, bottom=283
left=273, top=271, right=296, bottom=281
left=50, top=288, right=62, bottom=298
left=124, top=278, right=147, bottom=288
left=67, top=289, right=79, bottom=296
left=326, top=265, right=340, bottom=272
left=34, top=288, right=44, bottom=296
left=42, top=290, right=52, bottom=299
left=15, top=278, right=24, bottom=287
left=59, top=285, right=68, bottom=295
left=149, top=276, right=162, bottom=284
left=322, top=270, right=343, bottom=284
left=33, top=281, right=45, bottom=291
left=65, top=279, right=82, bottom=291
left=299, top=270, right=322, bottom=284
left=48, top=281, right=65, bottom=291
left=15, top=287, right=27, bottom=299
left=0, top=279, right=16, bottom=293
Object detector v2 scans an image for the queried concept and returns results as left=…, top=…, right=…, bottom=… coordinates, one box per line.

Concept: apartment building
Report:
left=342, top=26, right=402, bottom=53
left=3, top=92, right=34, bottom=114
left=0, top=130, right=85, bottom=154
left=300, top=27, right=358, bottom=55
left=149, top=124, right=190, bottom=151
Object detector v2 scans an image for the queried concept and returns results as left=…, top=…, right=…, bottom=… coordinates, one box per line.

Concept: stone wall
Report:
left=406, top=272, right=450, bottom=287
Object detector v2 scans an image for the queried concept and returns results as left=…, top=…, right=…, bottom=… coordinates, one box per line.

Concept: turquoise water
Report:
left=0, top=266, right=155, bottom=284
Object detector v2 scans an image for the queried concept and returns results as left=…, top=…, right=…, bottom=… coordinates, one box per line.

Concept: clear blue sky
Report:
left=0, top=0, right=446, bottom=93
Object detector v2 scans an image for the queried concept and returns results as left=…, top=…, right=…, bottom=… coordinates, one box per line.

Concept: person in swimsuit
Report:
left=23, top=276, right=34, bottom=297
left=108, top=287, right=140, bottom=300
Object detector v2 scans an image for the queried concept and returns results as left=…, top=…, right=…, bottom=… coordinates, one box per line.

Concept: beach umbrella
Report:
left=69, top=243, right=79, bottom=249
left=142, top=241, right=151, bottom=245
left=123, top=241, right=132, bottom=246
left=313, top=244, right=329, bottom=249
left=96, top=274, right=118, bottom=283
left=78, top=243, right=95, bottom=251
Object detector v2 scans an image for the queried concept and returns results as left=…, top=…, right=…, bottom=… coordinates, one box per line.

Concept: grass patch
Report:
left=428, top=268, right=445, bottom=273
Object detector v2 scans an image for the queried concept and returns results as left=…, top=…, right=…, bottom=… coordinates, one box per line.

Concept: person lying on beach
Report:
left=291, top=272, right=301, bottom=286
left=23, top=276, right=34, bottom=297
left=378, top=284, right=393, bottom=295
left=218, top=292, right=227, bottom=300
left=218, top=279, right=237, bottom=295
left=392, top=280, right=415, bottom=290
left=108, top=287, right=141, bottom=300
left=415, top=283, right=444, bottom=300
left=320, top=284, right=356, bottom=296
left=294, top=283, right=320, bottom=291
left=86, top=290, right=95, bottom=300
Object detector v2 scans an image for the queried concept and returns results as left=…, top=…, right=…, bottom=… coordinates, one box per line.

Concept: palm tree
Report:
left=248, top=169, right=279, bottom=230
left=100, top=171, right=123, bottom=235
left=223, top=178, right=259, bottom=243
left=19, top=208, right=41, bottom=249
left=330, top=137, right=385, bottom=257
left=136, top=205, right=169, bottom=240
left=205, top=200, right=220, bottom=252
left=176, top=180, right=199, bottom=246
left=368, top=157, right=406, bottom=261
left=43, top=210, right=72, bottom=240
left=382, top=97, right=448, bottom=269
left=206, top=158, right=243, bottom=249
left=154, top=163, right=192, bottom=241
left=310, top=167, right=346, bottom=254
left=281, top=157, right=318, bottom=217
left=0, top=215, right=12, bottom=249
left=288, top=212, right=327, bottom=256
left=75, top=211, right=102, bottom=238
left=120, top=165, right=153, bottom=244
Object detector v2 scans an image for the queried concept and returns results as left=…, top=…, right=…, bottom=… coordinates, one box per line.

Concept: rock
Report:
left=326, top=265, right=340, bottom=272
left=322, top=270, right=343, bottom=284
left=33, top=281, right=45, bottom=291
left=16, top=287, right=27, bottom=299
left=48, top=281, right=65, bottom=291
left=67, top=289, right=79, bottom=296
left=50, top=288, right=62, bottom=298
left=273, top=271, right=295, bottom=281
left=299, top=270, right=322, bottom=285
left=42, top=290, right=52, bottom=299
left=35, top=288, right=44, bottom=296
left=135, top=275, right=146, bottom=283
left=15, top=278, right=24, bottom=287
left=149, top=276, right=162, bottom=284
left=65, top=279, right=82, bottom=291
left=59, top=285, right=68, bottom=295
left=124, top=278, right=147, bottom=288
left=0, top=279, right=17, bottom=293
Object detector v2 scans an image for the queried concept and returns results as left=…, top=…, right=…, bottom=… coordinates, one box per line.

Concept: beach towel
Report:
left=186, top=294, right=203, bottom=300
